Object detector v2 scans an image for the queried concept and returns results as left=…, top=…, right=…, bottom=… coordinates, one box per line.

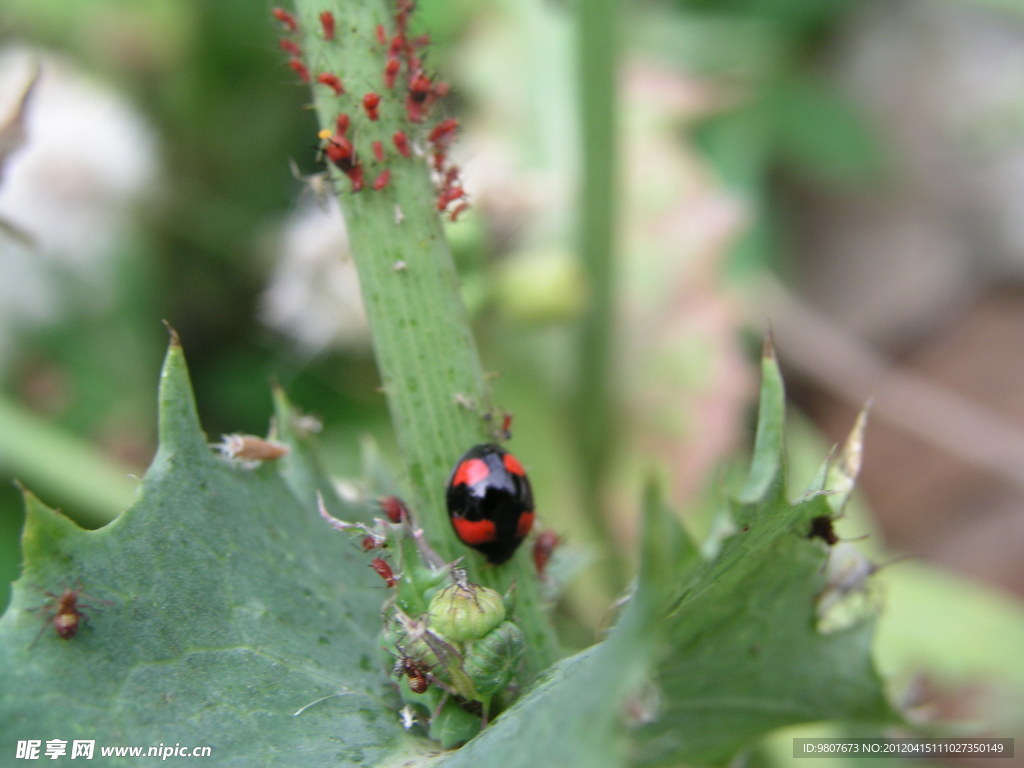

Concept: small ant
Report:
left=395, top=654, right=432, bottom=694
left=30, top=587, right=105, bottom=647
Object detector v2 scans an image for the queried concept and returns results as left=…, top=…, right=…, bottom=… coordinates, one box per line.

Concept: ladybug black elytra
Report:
left=445, top=443, right=535, bottom=564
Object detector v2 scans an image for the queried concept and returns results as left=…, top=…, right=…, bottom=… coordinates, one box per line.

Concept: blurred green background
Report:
left=2, top=0, right=1024, bottom=757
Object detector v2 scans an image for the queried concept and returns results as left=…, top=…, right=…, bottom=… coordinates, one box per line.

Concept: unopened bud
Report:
left=427, top=582, right=505, bottom=643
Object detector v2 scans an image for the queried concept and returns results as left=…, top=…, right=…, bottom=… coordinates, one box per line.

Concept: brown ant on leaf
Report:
left=29, top=587, right=108, bottom=647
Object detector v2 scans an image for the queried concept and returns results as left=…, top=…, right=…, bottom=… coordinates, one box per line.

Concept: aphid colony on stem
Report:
left=271, top=3, right=471, bottom=218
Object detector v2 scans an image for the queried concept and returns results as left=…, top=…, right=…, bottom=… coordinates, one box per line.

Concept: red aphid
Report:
left=319, top=11, right=336, bottom=40
left=370, top=557, right=397, bottom=588
left=335, top=113, right=350, bottom=135
left=319, top=130, right=364, bottom=192
left=361, top=535, right=384, bottom=551
left=288, top=57, right=311, bottom=83
left=406, top=71, right=433, bottom=121
left=279, top=39, right=302, bottom=56
left=436, top=185, right=465, bottom=211
left=379, top=495, right=409, bottom=523
left=320, top=132, right=354, bottom=167
left=409, top=71, right=432, bottom=100
left=392, top=131, right=411, bottom=158
left=376, top=24, right=388, bottom=46
left=388, top=34, right=406, bottom=60
left=501, top=413, right=514, bottom=440
left=431, top=151, right=446, bottom=172
left=395, top=0, right=415, bottom=33
left=533, top=531, right=561, bottom=578
left=433, top=80, right=451, bottom=99
left=384, top=58, right=401, bottom=90
left=316, top=72, right=344, bottom=96
left=362, top=92, right=381, bottom=121
left=272, top=7, right=299, bottom=32
left=443, top=165, right=461, bottom=188
left=372, top=169, right=391, bottom=191
left=428, top=118, right=459, bottom=148
left=372, top=140, right=385, bottom=163
left=345, top=164, right=365, bottom=193
left=449, top=202, right=470, bottom=222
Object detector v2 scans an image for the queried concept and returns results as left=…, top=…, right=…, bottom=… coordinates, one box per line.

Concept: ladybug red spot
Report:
left=452, top=458, right=489, bottom=487
left=502, top=452, right=525, bottom=476
left=516, top=510, right=535, bottom=539
left=452, top=517, right=497, bottom=546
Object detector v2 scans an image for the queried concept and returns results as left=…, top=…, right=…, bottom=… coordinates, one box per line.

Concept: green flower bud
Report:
left=463, top=621, right=524, bottom=696
left=428, top=582, right=505, bottom=643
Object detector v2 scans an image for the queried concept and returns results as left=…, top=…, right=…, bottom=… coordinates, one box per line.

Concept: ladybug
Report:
left=445, top=443, right=535, bottom=564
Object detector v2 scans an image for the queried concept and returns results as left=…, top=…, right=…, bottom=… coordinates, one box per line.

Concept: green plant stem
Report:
left=291, top=0, right=558, bottom=675
left=576, top=0, right=625, bottom=589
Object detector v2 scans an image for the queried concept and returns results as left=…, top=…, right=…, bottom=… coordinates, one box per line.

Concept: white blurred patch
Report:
left=0, top=46, right=157, bottom=359
left=260, top=197, right=370, bottom=354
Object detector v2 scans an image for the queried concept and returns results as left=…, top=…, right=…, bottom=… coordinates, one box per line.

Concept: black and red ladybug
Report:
left=445, top=443, right=535, bottom=564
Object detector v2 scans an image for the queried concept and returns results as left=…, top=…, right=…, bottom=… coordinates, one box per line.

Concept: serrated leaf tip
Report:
left=161, top=320, right=181, bottom=348
left=762, top=329, right=776, bottom=361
